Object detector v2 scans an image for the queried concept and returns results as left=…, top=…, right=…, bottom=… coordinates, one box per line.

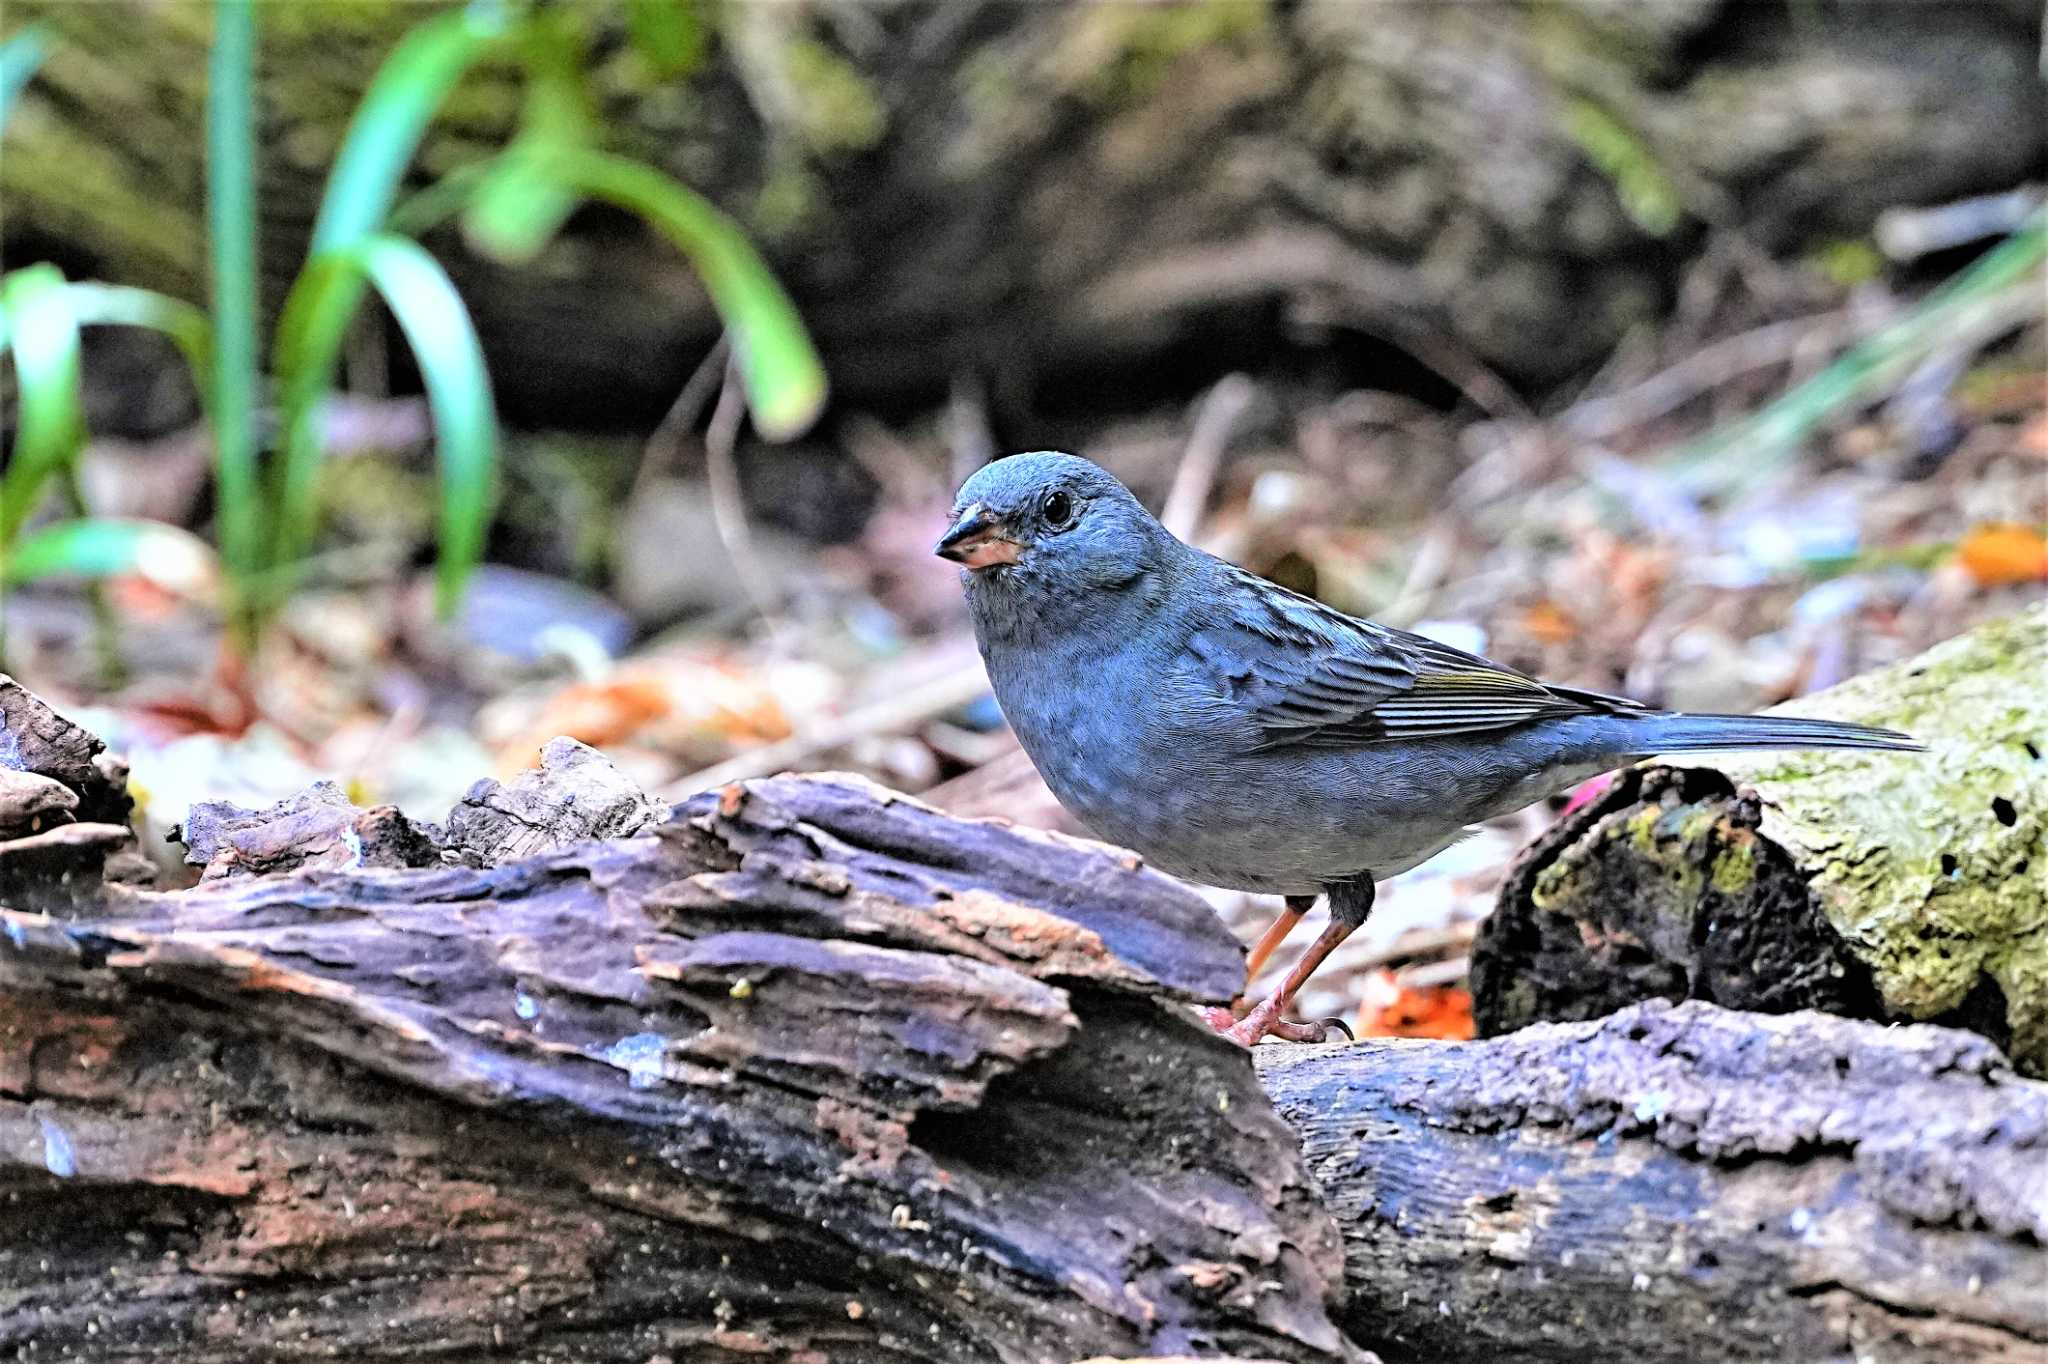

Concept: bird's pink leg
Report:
left=1200, top=895, right=1319, bottom=1031
left=1223, top=916, right=1359, bottom=1046
left=1243, top=895, right=1314, bottom=984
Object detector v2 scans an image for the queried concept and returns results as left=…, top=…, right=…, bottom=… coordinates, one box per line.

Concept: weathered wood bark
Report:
left=0, top=772, right=1358, bottom=1363
left=1262, top=1000, right=2048, bottom=1364
left=1473, top=603, right=2048, bottom=1075
left=4, top=0, right=2042, bottom=429
left=0, top=673, right=152, bottom=899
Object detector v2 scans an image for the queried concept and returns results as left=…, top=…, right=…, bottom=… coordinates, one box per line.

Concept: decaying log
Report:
left=1473, top=603, right=2048, bottom=1074
left=442, top=736, right=670, bottom=866
left=0, top=772, right=1358, bottom=1363
left=1262, top=1000, right=2048, bottom=1364
left=171, top=737, right=667, bottom=882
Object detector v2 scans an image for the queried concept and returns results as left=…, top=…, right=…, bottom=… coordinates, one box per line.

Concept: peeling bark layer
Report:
left=7, top=673, right=2042, bottom=1362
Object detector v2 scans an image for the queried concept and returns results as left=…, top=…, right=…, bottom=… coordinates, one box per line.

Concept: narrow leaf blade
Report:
left=352, top=236, right=500, bottom=615
left=310, top=6, right=506, bottom=252
left=207, top=0, right=261, bottom=597
left=271, top=237, right=498, bottom=615
left=63, top=282, right=217, bottom=416
left=0, top=23, right=48, bottom=138
left=541, top=149, right=826, bottom=440
left=2, top=518, right=217, bottom=594
left=0, top=264, right=87, bottom=545
left=463, top=8, right=595, bottom=263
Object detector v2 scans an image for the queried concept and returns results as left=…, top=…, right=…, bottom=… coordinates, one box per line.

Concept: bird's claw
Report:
left=1259, top=1016, right=1351, bottom=1044
left=1210, top=1004, right=1352, bottom=1046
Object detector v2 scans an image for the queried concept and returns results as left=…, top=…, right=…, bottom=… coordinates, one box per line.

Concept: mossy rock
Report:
left=1703, top=602, right=2047, bottom=1073
left=1480, top=605, right=2047, bottom=1073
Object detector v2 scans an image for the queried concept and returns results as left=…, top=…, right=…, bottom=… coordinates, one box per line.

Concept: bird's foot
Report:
left=1210, top=997, right=1353, bottom=1046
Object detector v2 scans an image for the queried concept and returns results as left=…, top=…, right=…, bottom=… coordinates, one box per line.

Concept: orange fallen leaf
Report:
left=1521, top=599, right=1579, bottom=646
left=1355, top=969, right=1475, bottom=1040
left=498, top=676, right=675, bottom=773
left=1956, top=524, right=2048, bottom=588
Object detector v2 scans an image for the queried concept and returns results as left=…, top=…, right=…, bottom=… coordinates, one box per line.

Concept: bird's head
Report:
left=936, top=452, right=1170, bottom=594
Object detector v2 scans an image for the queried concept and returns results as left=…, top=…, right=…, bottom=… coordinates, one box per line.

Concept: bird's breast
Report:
left=982, top=634, right=1258, bottom=868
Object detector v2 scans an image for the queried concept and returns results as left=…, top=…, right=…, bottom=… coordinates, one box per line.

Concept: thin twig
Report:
left=1391, top=326, right=1532, bottom=425
left=1160, top=373, right=1256, bottom=541
left=661, top=663, right=992, bottom=799
left=1876, top=187, right=2043, bottom=263
left=632, top=334, right=731, bottom=500
left=1557, top=310, right=1856, bottom=442
left=702, top=354, right=786, bottom=635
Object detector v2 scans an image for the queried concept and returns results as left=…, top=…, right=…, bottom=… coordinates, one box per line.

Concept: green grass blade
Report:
left=358, top=238, right=499, bottom=614
left=463, top=8, right=595, bottom=263
left=271, top=253, right=362, bottom=585
left=2, top=518, right=217, bottom=593
left=386, top=159, right=496, bottom=241
left=0, top=264, right=86, bottom=546
left=310, top=5, right=508, bottom=253
left=63, top=282, right=216, bottom=414
left=272, top=235, right=498, bottom=615
left=207, top=0, right=261, bottom=606
left=0, top=23, right=47, bottom=138
left=531, top=148, right=826, bottom=439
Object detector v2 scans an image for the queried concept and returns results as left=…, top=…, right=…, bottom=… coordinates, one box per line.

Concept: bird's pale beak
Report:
left=935, top=503, right=1021, bottom=568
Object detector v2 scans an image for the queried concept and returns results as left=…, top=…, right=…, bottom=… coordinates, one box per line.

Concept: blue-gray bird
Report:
left=937, top=451, right=1921, bottom=1046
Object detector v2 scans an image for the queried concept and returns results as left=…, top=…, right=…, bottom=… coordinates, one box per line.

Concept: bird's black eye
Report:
left=1042, top=490, right=1076, bottom=529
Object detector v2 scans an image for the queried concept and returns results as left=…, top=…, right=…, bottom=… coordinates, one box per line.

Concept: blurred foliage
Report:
left=1664, top=209, right=2047, bottom=495
left=1812, top=237, right=1887, bottom=288
left=1560, top=97, right=1681, bottom=238
left=0, top=0, right=825, bottom=656
left=0, top=22, right=42, bottom=136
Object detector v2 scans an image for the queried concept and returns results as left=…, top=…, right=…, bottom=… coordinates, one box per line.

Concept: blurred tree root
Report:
left=3, top=1, right=2042, bottom=424
left=1474, top=601, right=2048, bottom=1075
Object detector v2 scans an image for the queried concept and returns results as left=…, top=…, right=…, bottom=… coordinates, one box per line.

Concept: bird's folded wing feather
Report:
left=1187, top=568, right=1648, bottom=750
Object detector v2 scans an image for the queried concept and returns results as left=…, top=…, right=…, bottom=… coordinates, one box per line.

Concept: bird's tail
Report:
left=1620, top=711, right=1923, bottom=755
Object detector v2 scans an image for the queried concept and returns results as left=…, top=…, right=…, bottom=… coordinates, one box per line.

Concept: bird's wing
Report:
left=1186, top=567, right=1650, bottom=751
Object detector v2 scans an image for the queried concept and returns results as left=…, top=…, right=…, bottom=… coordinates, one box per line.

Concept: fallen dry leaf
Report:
left=498, top=676, right=675, bottom=773
left=1956, top=523, right=2048, bottom=588
left=1355, top=969, right=1475, bottom=1040
left=1520, top=599, right=1579, bottom=646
